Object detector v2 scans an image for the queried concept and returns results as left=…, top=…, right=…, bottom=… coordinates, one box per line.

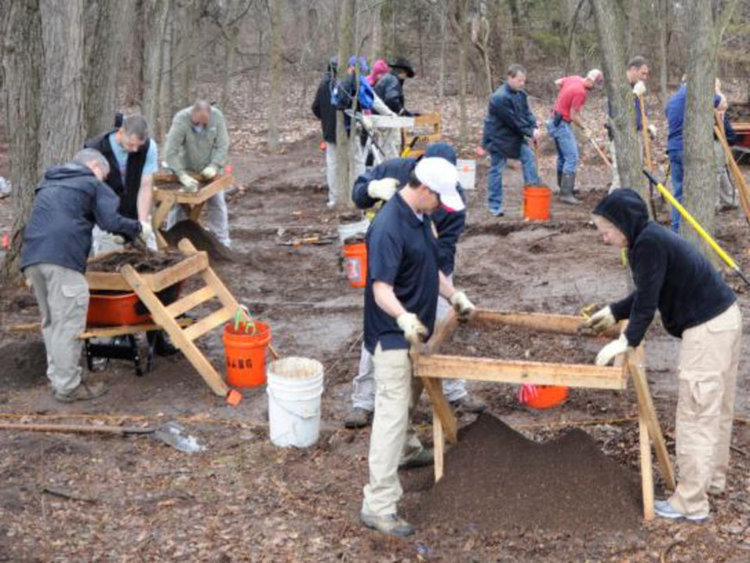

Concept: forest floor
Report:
left=0, top=83, right=749, bottom=561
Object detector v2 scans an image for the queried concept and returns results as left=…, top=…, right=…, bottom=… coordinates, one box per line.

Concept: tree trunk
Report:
left=1, top=0, right=44, bottom=280
left=591, top=0, right=645, bottom=199
left=84, top=0, right=126, bottom=138
left=220, top=21, right=240, bottom=112
left=141, top=0, right=171, bottom=140
left=681, top=0, right=739, bottom=258
left=449, top=0, right=469, bottom=147
left=438, top=0, right=446, bottom=100
left=335, top=0, right=355, bottom=210
left=266, top=0, right=282, bottom=151
left=657, top=0, right=669, bottom=102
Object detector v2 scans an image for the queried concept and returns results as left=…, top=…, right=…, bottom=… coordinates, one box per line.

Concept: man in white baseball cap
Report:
left=359, top=156, right=476, bottom=536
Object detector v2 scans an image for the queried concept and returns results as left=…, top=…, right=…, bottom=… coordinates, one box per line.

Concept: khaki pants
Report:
left=714, top=140, right=735, bottom=208
left=25, top=264, right=89, bottom=394
left=669, top=303, right=741, bottom=517
left=362, top=344, right=423, bottom=517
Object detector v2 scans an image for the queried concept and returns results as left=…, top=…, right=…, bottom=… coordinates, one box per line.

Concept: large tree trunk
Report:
left=656, top=0, right=669, bottom=101
left=335, top=0, right=355, bottom=210
left=450, top=0, right=469, bottom=147
left=591, top=0, right=645, bottom=198
left=266, top=0, right=282, bottom=151
left=681, top=0, right=739, bottom=258
left=84, top=0, right=126, bottom=137
left=2, top=0, right=86, bottom=281
left=141, top=0, right=171, bottom=141
left=1, top=0, right=44, bottom=280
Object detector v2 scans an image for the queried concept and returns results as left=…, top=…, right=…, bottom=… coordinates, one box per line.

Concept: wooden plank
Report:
left=433, top=406, right=444, bottom=483
left=416, top=354, right=626, bottom=390
left=78, top=318, right=192, bottom=339
left=166, top=174, right=234, bottom=205
left=85, top=271, right=133, bottom=291
left=182, top=307, right=233, bottom=342
left=149, top=252, right=209, bottom=292
left=189, top=202, right=206, bottom=222
left=165, top=285, right=216, bottom=318
left=639, top=415, right=655, bottom=521
left=418, top=374, right=457, bottom=443
left=120, top=264, right=229, bottom=397
left=626, top=347, right=676, bottom=491
left=472, top=309, right=623, bottom=338
left=422, top=309, right=459, bottom=355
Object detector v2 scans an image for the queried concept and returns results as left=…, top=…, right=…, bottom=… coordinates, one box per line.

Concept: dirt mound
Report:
left=451, top=323, right=605, bottom=365
left=164, top=220, right=255, bottom=265
left=0, top=341, right=48, bottom=389
left=406, top=414, right=641, bottom=534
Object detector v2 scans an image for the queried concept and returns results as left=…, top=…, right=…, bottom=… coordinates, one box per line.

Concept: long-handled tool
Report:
left=714, top=112, right=750, bottom=224
left=643, top=169, right=750, bottom=287
left=638, top=95, right=654, bottom=171
left=587, top=134, right=613, bottom=169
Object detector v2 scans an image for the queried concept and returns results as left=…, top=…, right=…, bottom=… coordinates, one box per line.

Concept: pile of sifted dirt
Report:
left=405, top=413, right=642, bottom=534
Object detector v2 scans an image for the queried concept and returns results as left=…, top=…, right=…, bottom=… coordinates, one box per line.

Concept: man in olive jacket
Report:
left=482, top=64, right=542, bottom=217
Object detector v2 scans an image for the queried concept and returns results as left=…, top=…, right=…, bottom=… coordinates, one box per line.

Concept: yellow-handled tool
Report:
left=643, top=169, right=750, bottom=287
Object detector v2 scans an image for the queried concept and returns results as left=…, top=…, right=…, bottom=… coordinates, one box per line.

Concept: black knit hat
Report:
left=389, top=57, right=415, bottom=78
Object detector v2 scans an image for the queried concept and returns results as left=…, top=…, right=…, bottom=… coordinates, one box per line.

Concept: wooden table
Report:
left=412, top=308, right=675, bottom=521
left=151, top=172, right=235, bottom=249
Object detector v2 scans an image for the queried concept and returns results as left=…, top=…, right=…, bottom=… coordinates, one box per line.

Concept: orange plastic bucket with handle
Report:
left=526, top=385, right=569, bottom=409
left=522, top=185, right=552, bottom=221
left=223, top=321, right=272, bottom=388
left=342, top=243, right=367, bottom=288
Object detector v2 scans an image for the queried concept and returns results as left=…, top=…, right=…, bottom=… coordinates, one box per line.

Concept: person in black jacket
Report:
left=374, top=57, right=415, bottom=159
left=585, top=188, right=741, bottom=523
left=22, top=149, right=147, bottom=403
left=482, top=65, right=542, bottom=217
left=312, top=57, right=339, bottom=208
left=345, top=142, right=485, bottom=429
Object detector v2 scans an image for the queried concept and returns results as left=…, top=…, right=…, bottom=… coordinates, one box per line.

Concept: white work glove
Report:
left=647, top=124, right=657, bottom=139
left=595, top=334, right=630, bottom=366
left=396, top=312, right=429, bottom=345
left=449, top=291, right=475, bottom=320
left=178, top=172, right=199, bottom=193
left=367, top=177, right=399, bottom=201
left=632, top=81, right=647, bottom=97
left=201, top=165, right=218, bottom=180
left=362, top=114, right=373, bottom=130
left=139, top=221, right=153, bottom=243
left=581, top=127, right=593, bottom=140
left=584, top=305, right=616, bottom=333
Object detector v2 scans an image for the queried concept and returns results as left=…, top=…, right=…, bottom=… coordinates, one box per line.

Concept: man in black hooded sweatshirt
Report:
left=584, top=188, right=741, bottom=523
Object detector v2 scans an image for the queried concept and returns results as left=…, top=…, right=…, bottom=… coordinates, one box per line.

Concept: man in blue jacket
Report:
left=345, top=142, right=485, bottom=429
left=585, top=188, right=741, bottom=523
left=22, top=149, right=148, bottom=403
left=482, top=64, right=542, bottom=217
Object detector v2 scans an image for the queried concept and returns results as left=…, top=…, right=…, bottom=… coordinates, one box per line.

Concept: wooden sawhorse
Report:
left=412, top=309, right=676, bottom=521
left=152, top=172, right=235, bottom=249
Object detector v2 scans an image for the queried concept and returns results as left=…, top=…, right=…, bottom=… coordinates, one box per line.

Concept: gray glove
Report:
left=367, top=177, right=399, bottom=201
left=396, top=312, right=428, bottom=345
left=585, top=306, right=616, bottom=333
left=139, top=221, right=153, bottom=243
left=178, top=172, right=199, bottom=193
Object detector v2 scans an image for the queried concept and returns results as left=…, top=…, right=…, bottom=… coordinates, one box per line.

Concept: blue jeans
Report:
left=546, top=118, right=579, bottom=174
left=487, top=144, right=541, bottom=213
left=669, top=151, right=684, bottom=233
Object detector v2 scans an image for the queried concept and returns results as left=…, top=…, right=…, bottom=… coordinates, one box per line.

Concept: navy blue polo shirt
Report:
left=363, top=192, right=440, bottom=354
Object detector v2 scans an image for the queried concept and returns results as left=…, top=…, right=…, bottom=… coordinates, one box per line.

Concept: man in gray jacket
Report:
left=165, top=100, right=231, bottom=246
left=22, top=149, right=147, bottom=402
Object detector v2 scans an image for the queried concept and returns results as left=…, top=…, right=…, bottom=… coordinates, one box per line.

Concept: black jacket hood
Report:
left=38, top=163, right=94, bottom=191
left=593, top=188, right=649, bottom=246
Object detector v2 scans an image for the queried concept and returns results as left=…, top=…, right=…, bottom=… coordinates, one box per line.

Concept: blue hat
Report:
left=424, top=142, right=457, bottom=165
left=347, top=55, right=369, bottom=73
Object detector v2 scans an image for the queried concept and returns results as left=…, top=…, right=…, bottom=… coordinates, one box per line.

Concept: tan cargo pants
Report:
left=361, top=344, right=423, bottom=517
left=669, top=303, right=742, bottom=518
left=25, top=264, right=89, bottom=394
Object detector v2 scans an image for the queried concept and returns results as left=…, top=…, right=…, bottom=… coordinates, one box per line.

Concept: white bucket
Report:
left=267, top=357, right=325, bottom=448
left=337, top=219, right=370, bottom=245
left=457, top=159, right=476, bottom=190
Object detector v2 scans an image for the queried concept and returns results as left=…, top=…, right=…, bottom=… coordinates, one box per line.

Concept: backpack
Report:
left=331, top=76, right=374, bottom=111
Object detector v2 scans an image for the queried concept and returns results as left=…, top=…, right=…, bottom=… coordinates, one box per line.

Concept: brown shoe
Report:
left=54, top=381, right=109, bottom=403
left=450, top=394, right=487, bottom=413
left=344, top=407, right=373, bottom=429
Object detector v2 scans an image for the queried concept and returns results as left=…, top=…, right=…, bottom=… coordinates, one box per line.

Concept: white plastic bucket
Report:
left=267, top=357, right=325, bottom=448
left=337, top=219, right=370, bottom=245
left=457, top=159, right=476, bottom=190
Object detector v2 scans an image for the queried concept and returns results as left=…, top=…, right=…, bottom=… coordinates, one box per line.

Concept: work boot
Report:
left=450, top=394, right=487, bottom=413
left=54, top=381, right=109, bottom=403
left=360, top=512, right=414, bottom=537
left=559, top=172, right=581, bottom=205
left=344, top=407, right=373, bottom=429
left=398, top=448, right=434, bottom=470
left=654, top=500, right=708, bottom=523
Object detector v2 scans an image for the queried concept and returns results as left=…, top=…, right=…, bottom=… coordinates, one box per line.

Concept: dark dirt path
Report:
left=1, top=126, right=749, bottom=560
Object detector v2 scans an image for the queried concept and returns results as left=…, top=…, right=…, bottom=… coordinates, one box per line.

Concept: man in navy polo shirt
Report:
left=359, top=157, right=476, bottom=537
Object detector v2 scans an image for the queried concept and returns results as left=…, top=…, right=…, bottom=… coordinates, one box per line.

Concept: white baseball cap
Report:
left=414, top=157, right=464, bottom=212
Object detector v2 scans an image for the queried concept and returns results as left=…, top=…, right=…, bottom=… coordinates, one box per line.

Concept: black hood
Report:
left=37, top=163, right=95, bottom=192
left=593, top=188, right=649, bottom=246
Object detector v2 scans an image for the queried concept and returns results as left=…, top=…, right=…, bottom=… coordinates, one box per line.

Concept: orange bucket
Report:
left=87, top=291, right=151, bottom=326
left=526, top=385, right=569, bottom=409
left=223, top=321, right=271, bottom=388
left=342, top=243, right=367, bottom=288
left=522, top=185, right=551, bottom=221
